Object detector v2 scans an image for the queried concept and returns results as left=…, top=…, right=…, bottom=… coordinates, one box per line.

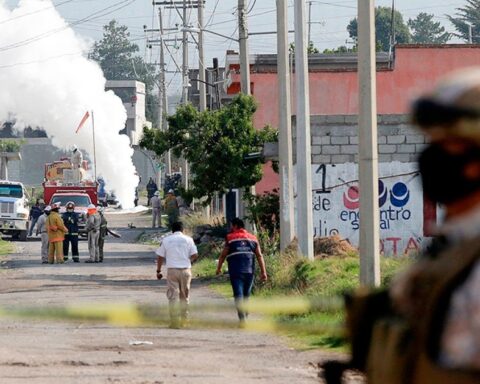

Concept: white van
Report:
left=0, top=181, right=29, bottom=241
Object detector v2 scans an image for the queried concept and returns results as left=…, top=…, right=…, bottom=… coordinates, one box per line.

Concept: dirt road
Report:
left=0, top=210, right=331, bottom=384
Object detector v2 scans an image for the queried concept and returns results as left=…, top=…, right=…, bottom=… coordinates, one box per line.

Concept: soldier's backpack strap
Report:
left=411, top=236, right=480, bottom=383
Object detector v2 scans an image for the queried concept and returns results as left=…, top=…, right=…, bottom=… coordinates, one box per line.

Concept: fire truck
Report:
left=43, top=158, right=98, bottom=236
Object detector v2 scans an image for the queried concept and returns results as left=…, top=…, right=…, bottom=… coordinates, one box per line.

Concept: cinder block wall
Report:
left=294, top=114, right=428, bottom=164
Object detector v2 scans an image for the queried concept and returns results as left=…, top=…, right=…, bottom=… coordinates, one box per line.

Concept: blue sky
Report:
left=2, top=0, right=468, bottom=95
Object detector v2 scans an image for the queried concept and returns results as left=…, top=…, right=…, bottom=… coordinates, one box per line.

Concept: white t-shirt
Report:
left=155, top=231, right=198, bottom=269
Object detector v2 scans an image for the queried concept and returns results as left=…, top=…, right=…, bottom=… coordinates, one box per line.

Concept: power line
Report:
left=0, top=0, right=77, bottom=26
left=0, top=0, right=137, bottom=54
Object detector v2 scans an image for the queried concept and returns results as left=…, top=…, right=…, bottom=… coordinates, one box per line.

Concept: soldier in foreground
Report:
left=324, top=68, right=480, bottom=383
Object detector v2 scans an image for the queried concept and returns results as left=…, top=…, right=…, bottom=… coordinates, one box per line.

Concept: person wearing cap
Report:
left=36, top=205, right=51, bottom=264
left=353, top=68, right=480, bottom=383
left=97, top=206, right=108, bottom=262
left=62, top=201, right=80, bottom=262
left=85, top=204, right=101, bottom=263
left=150, top=190, right=162, bottom=228
left=164, top=189, right=179, bottom=229
left=46, top=203, right=68, bottom=264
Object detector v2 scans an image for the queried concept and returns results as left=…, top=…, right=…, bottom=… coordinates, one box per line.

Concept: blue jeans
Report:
left=229, top=273, right=254, bottom=320
left=28, top=216, right=39, bottom=236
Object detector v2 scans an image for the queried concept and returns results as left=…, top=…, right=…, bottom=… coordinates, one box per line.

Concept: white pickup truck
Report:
left=0, top=181, right=29, bottom=241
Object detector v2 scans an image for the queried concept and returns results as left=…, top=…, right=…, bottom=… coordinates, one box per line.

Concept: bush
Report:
left=245, top=189, right=280, bottom=236
left=0, top=139, right=22, bottom=153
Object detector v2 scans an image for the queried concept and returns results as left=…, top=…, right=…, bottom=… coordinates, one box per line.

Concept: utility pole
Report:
left=276, top=0, right=294, bottom=251
left=294, top=0, right=314, bottom=260
left=237, top=0, right=253, bottom=227
left=358, top=0, right=380, bottom=286
left=198, top=0, right=207, bottom=112
left=158, top=6, right=171, bottom=177
left=238, top=0, right=251, bottom=94
left=181, top=0, right=189, bottom=190
left=308, top=1, right=312, bottom=45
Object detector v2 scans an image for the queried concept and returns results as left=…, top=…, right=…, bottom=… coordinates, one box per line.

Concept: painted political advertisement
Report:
left=310, top=162, right=428, bottom=256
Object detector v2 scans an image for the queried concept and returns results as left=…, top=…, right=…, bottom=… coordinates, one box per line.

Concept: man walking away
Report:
left=98, top=206, right=108, bottom=262
left=62, top=201, right=80, bottom=262
left=164, top=189, right=179, bottom=229
left=46, top=203, right=68, bottom=264
left=28, top=199, right=44, bottom=237
left=36, top=205, right=51, bottom=264
left=155, top=221, right=198, bottom=328
left=216, top=218, right=268, bottom=324
left=146, top=177, right=158, bottom=206
left=151, top=191, right=162, bottom=228
left=85, top=204, right=101, bottom=263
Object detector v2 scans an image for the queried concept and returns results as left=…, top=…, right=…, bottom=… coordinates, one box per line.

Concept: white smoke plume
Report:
left=0, top=0, right=139, bottom=208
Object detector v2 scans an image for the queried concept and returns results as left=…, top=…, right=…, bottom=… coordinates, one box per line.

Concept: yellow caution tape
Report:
left=0, top=296, right=344, bottom=335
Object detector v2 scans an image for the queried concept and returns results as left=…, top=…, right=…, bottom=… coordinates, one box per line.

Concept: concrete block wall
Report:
left=294, top=114, right=428, bottom=164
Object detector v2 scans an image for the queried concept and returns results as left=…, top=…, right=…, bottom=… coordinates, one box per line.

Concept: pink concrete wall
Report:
left=232, top=46, right=480, bottom=193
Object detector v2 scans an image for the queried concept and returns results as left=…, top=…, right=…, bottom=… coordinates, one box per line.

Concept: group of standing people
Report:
left=150, top=187, right=180, bottom=229
left=34, top=202, right=108, bottom=264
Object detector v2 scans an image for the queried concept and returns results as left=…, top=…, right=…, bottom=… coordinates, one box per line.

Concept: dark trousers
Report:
left=98, top=236, right=105, bottom=261
left=63, top=234, right=79, bottom=260
left=229, top=273, right=254, bottom=321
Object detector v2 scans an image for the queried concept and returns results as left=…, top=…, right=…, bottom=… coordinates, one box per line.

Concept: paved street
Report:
left=0, top=210, right=325, bottom=384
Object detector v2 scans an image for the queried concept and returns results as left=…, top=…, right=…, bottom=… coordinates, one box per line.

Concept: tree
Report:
left=447, top=0, right=480, bottom=43
left=408, top=13, right=451, bottom=43
left=322, top=45, right=357, bottom=54
left=90, top=20, right=159, bottom=126
left=140, top=95, right=277, bottom=202
left=289, top=41, right=320, bottom=54
left=347, top=6, right=411, bottom=51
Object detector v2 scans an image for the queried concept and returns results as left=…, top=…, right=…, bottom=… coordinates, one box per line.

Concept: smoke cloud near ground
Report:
left=0, top=0, right=139, bottom=208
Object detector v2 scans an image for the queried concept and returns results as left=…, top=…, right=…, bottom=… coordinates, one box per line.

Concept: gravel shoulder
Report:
left=0, top=210, right=338, bottom=384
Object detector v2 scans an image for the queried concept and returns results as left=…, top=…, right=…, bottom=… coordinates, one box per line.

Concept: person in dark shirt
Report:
left=216, top=218, right=267, bottom=323
left=62, top=201, right=80, bottom=262
left=146, top=177, right=158, bottom=206
left=28, top=199, right=44, bottom=237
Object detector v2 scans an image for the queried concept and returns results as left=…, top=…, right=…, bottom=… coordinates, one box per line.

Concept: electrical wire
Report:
left=246, top=0, right=257, bottom=14
left=0, top=0, right=137, bottom=53
left=0, top=0, right=77, bottom=26
left=205, top=0, right=220, bottom=27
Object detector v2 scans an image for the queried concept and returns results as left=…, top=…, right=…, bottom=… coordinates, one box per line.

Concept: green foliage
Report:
left=347, top=6, right=411, bottom=51
left=245, top=189, right=280, bottom=235
left=90, top=20, right=159, bottom=126
left=408, top=13, right=451, bottom=44
left=322, top=45, right=357, bottom=54
left=0, top=139, right=22, bottom=152
left=447, top=0, right=480, bottom=43
left=288, top=41, right=320, bottom=54
left=141, top=95, right=276, bottom=202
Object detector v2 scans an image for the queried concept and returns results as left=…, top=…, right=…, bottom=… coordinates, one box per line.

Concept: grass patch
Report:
left=0, top=240, right=14, bottom=272
left=194, top=243, right=413, bottom=351
left=0, top=239, right=13, bottom=256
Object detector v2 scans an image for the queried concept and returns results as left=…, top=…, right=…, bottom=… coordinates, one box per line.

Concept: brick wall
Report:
left=294, top=114, right=428, bottom=164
